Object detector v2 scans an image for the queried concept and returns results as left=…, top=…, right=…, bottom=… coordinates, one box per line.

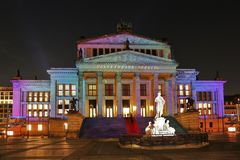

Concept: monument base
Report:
left=66, top=112, right=84, bottom=139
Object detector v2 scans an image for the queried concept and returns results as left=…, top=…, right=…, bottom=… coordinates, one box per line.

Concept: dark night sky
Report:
left=0, top=0, right=240, bottom=95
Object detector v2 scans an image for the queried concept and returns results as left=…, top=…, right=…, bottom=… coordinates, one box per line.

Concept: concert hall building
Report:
left=11, top=24, right=225, bottom=135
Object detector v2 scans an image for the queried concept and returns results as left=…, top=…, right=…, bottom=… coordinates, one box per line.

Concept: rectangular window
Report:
left=140, top=84, right=147, bottom=96
left=146, top=49, right=151, bottom=54
left=122, top=84, right=130, bottom=96
left=34, top=92, right=38, bottom=102
left=152, top=49, right=157, bottom=56
left=28, top=92, right=33, bottom=102
left=207, top=92, right=212, bottom=101
left=159, top=50, right=164, bottom=57
left=64, top=99, right=70, bottom=114
left=140, top=49, right=145, bottom=53
left=122, top=100, right=130, bottom=117
left=44, top=92, right=49, bottom=102
left=105, top=48, right=109, bottom=54
left=93, top=48, right=98, bottom=56
left=99, top=48, right=103, bottom=55
left=38, top=124, right=43, bottom=131
left=39, top=92, right=43, bottom=102
left=200, top=122, right=203, bottom=128
left=27, top=124, right=32, bottom=131
left=64, top=84, right=70, bottom=96
left=38, top=104, right=43, bottom=110
left=209, top=122, right=213, bottom=128
left=141, top=99, right=146, bottom=117
left=57, top=100, right=63, bottom=114
left=57, top=84, right=63, bottom=96
left=71, top=85, right=76, bottom=96
left=88, top=84, right=97, bottom=96
left=105, top=84, right=113, bottom=96
left=110, top=48, right=115, bottom=53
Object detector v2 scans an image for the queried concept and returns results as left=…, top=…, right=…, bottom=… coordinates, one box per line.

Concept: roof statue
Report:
left=117, top=20, right=133, bottom=33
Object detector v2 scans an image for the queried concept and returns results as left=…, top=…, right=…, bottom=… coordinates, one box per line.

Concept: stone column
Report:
left=153, top=73, right=159, bottom=115
left=135, top=73, right=141, bottom=117
left=170, top=77, right=176, bottom=116
left=116, top=72, right=122, bottom=117
left=164, top=80, right=169, bottom=115
left=97, top=72, right=103, bottom=117
left=50, top=80, right=57, bottom=118
left=191, top=83, right=197, bottom=110
left=79, top=72, right=86, bottom=116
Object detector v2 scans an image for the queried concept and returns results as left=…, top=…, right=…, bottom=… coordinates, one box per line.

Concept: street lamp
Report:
left=237, top=98, right=240, bottom=122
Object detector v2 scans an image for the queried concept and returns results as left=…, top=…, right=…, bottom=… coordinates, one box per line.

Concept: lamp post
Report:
left=237, top=98, right=240, bottom=122
left=5, top=104, right=9, bottom=140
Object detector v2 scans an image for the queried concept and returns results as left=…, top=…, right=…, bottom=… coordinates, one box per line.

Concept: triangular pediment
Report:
left=78, top=33, right=164, bottom=45
left=83, top=50, right=177, bottom=66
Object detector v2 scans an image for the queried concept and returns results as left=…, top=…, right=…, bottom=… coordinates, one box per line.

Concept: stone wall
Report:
left=49, top=118, right=66, bottom=137
left=66, top=113, right=84, bottom=139
left=175, top=111, right=200, bottom=132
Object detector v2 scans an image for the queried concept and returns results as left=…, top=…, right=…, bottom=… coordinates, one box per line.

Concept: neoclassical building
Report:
left=11, top=26, right=225, bottom=134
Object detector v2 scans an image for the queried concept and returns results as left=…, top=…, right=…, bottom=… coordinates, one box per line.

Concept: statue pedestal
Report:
left=66, top=112, right=84, bottom=139
left=146, top=117, right=176, bottom=136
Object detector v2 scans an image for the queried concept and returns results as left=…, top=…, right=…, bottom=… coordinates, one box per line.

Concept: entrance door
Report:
left=89, top=100, right=97, bottom=118
left=122, top=100, right=130, bottom=117
left=141, top=99, right=146, bottom=117
left=105, top=100, right=113, bottom=118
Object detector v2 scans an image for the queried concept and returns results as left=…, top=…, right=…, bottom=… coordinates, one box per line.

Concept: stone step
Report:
left=79, top=116, right=187, bottom=138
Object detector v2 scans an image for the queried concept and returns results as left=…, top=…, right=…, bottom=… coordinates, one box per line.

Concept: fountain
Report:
left=119, top=92, right=209, bottom=150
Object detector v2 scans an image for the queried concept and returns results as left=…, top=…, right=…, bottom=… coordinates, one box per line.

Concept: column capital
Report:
left=134, top=72, right=140, bottom=77
left=116, top=72, right=122, bottom=79
left=97, top=71, right=103, bottom=77
left=78, top=72, right=84, bottom=77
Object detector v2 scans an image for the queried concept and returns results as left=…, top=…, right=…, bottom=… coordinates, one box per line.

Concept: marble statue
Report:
left=155, top=92, right=165, bottom=118
left=145, top=93, right=175, bottom=136
left=145, top=122, right=154, bottom=135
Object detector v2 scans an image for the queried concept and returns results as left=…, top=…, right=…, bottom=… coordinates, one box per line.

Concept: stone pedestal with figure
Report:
left=66, top=112, right=84, bottom=139
left=145, top=92, right=175, bottom=136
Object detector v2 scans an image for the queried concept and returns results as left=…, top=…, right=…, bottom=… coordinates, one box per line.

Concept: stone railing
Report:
left=119, top=133, right=208, bottom=146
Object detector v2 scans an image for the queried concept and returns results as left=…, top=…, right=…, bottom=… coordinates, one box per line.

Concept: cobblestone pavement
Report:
left=0, top=134, right=240, bottom=160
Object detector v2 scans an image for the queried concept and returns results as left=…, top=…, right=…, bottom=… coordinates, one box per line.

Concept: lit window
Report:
left=28, top=111, right=32, bottom=117
left=44, top=104, right=48, bottom=110
left=57, top=100, right=63, bottom=114
left=39, top=92, right=43, bottom=101
left=88, top=84, right=97, bottom=96
left=38, top=124, right=43, bottom=131
left=64, top=99, right=70, bottom=114
left=7, top=131, right=13, bottom=136
left=71, top=85, right=76, bottom=96
left=180, top=108, right=184, bottom=113
left=34, top=111, right=38, bottom=117
left=39, top=111, right=43, bottom=117
left=44, top=111, right=48, bottom=117
left=180, top=99, right=184, bottom=104
left=27, top=104, right=32, bottom=110
left=38, top=104, right=43, bottom=110
left=65, top=84, right=70, bottom=96
left=57, top=84, right=63, bottom=96
left=28, top=92, right=33, bottom=101
left=44, top=92, right=49, bottom=102
left=203, top=103, right=207, bottom=108
left=33, top=104, right=37, bottom=110
left=34, top=92, right=38, bottom=102
left=198, top=103, right=202, bottom=108
left=27, top=124, right=32, bottom=131
left=64, top=123, right=68, bottom=130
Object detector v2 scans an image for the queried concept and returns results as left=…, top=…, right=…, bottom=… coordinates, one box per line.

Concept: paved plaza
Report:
left=0, top=134, right=240, bottom=160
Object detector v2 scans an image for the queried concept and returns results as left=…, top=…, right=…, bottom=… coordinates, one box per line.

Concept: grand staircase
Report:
left=79, top=116, right=187, bottom=138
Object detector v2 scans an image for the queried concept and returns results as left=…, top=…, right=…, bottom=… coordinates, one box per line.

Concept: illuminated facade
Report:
left=0, top=87, right=13, bottom=130
left=11, top=28, right=225, bottom=134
